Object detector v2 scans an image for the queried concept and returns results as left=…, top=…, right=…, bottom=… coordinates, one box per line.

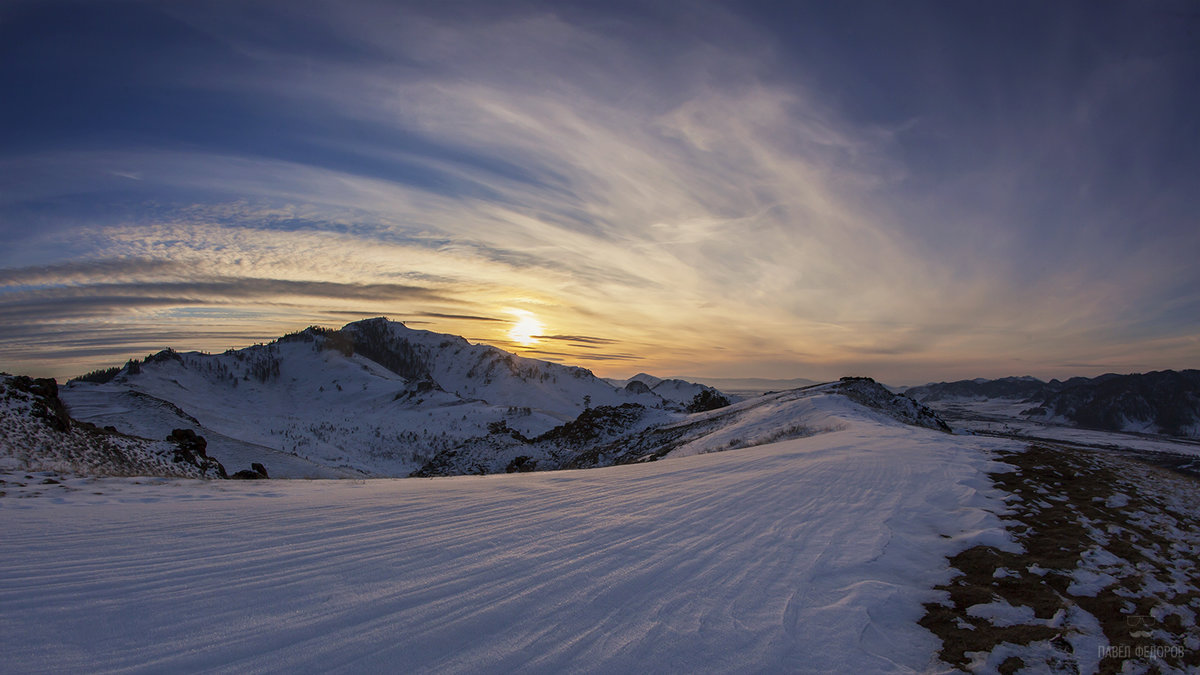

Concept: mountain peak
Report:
left=629, top=373, right=664, bottom=387
left=343, top=316, right=404, bottom=331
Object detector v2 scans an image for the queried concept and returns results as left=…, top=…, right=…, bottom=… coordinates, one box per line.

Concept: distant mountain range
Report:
left=608, top=375, right=820, bottom=398
left=603, top=373, right=736, bottom=404
left=3, top=318, right=953, bottom=479
left=906, top=371, right=1200, bottom=438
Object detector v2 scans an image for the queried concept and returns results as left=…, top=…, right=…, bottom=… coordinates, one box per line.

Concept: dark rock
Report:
left=535, top=404, right=646, bottom=447
left=230, top=469, right=266, bottom=480
left=165, top=428, right=227, bottom=478
left=251, top=463, right=269, bottom=478
left=9, top=376, right=71, bottom=431
left=167, top=428, right=208, bottom=458
left=342, top=318, right=432, bottom=381
left=505, top=456, right=537, bottom=473
left=686, top=389, right=731, bottom=413
left=624, top=380, right=653, bottom=395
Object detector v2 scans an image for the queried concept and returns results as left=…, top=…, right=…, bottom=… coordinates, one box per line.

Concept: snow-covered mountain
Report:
left=607, top=372, right=664, bottom=389
left=672, top=375, right=821, bottom=397
left=52, top=319, right=949, bottom=479
left=643, top=377, right=728, bottom=407
left=59, top=319, right=679, bottom=477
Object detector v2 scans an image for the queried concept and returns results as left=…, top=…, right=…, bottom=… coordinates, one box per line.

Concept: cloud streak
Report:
left=1, top=1, right=1196, bottom=382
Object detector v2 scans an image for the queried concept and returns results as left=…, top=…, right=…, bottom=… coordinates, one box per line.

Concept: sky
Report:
left=1, top=0, right=1198, bottom=386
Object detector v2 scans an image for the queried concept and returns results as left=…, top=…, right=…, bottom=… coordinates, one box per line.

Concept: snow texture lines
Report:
left=1, top=418, right=1011, bottom=673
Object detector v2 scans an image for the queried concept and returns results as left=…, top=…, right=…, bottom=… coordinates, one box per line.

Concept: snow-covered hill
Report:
left=672, top=375, right=822, bottom=398
left=411, top=377, right=950, bottom=476
left=1, top=374, right=225, bottom=479
left=645, top=377, right=729, bottom=406
left=0, top=382, right=1017, bottom=673
left=59, top=319, right=675, bottom=477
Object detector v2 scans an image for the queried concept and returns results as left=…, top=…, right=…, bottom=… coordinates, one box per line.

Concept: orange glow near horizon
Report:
left=507, top=310, right=543, bottom=347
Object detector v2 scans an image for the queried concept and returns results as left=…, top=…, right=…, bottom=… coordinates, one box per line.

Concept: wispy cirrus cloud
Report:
left=1, top=1, right=1196, bottom=382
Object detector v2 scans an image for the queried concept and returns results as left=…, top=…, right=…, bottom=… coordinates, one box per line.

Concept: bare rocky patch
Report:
left=922, top=443, right=1200, bottom=673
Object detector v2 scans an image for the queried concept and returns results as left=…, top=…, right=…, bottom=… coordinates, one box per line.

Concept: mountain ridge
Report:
left=906, top=370, right=1200, bottom=438
left=35, top=319, right=954, bottom=478
left=57, top=318, right=715, bottom=477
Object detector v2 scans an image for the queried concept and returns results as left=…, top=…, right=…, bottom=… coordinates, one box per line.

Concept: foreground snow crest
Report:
left=0, top=393, right=1016, bottom=673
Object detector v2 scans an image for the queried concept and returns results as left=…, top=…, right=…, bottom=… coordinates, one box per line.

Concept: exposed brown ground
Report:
left=921, top=443, right=1200, bottom=673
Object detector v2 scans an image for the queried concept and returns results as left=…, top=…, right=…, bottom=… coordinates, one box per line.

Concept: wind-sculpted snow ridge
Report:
left=0, top=395, right=1020, bottom=673
left=0, top=374, right=226, bottom=479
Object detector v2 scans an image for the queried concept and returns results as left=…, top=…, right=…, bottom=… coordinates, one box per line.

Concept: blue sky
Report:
left=1, top=0, right=1197, bottom=384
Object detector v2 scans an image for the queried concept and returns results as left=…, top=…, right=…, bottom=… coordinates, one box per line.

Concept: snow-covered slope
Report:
left=343, top=318, right=664, bottom=417
left=59, top=319, right=668, bottom=477
left=0, top=390, right=1016, bottom=673
left=1, top=374, right=225, bottom=479
left=409, top=377, right=950, bottom=476
left=60, top=386, right=357, bottom=479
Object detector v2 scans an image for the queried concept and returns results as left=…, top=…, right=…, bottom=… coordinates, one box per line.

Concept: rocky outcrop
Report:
left=834, top=377, right=952, bottom=433
left=1, top=374, right=228, bottom=479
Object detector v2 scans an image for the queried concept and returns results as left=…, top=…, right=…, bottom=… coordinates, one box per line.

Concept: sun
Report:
left=508, top=310, right=543, bottom=347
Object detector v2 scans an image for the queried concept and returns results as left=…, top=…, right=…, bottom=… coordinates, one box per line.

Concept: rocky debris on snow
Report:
left=921, top=443, right=1200, bottom=673
left=832, top=377, right=952, bottom=432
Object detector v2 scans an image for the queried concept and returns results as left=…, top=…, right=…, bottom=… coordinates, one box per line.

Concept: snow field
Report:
left=0, top=411, right=1018, bottom=673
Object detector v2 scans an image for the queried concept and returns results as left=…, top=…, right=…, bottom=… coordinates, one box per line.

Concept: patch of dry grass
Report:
left=921, top=444, right=1200, bottom=673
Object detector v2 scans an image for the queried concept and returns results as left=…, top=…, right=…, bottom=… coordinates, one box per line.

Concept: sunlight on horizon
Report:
left=508, top=310, right=543, bottom=347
